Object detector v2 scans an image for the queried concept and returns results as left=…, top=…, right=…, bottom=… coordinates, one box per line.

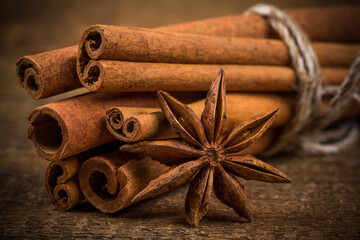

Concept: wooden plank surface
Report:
left=0, top=0, right=359, bottom=239
left=1, top=150, right=359, bottom=239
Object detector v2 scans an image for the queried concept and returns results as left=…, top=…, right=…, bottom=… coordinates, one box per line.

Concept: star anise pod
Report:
left=121, top=69, right=291, bottom=227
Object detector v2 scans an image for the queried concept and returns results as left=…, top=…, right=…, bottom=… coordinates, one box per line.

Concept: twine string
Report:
left=246, top=4, right=360, bottom=155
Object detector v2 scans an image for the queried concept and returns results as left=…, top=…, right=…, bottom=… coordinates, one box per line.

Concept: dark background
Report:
left=0, top=0, right=359, bottom=239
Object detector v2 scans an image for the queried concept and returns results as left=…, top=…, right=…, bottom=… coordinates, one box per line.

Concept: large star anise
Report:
left=121, top=69, right=291, bottom=226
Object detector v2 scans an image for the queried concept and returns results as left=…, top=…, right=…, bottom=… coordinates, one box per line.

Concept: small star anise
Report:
left=121, top=69, right=291, bottom=227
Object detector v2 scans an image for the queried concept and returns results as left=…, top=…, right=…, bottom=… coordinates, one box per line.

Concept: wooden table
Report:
left=1, top=0, right=359, bottom=239
left=1, top=149, right=360, bottom=239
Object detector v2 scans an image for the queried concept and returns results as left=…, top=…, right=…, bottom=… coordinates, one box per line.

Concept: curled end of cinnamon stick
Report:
left=78, top=151, right=136, bottom=213
left=16, top=57, right=44, bottom=99
left=84, top=27, right=105, bottom=59
left=77, top=25, right=106, bottom=80
left=106, top=107, right=170, bottom=142
left=122, top=117, right=143, bottom=140
left=106, top=113, right=151, bottom=142
left=123, top=112, right=175, bottom=141
left=53, top=180, right=84, bottom=211
left=28, top=108, right=66, bottom=161
left=82, top=60, right=104, bottom=91
left=45, top=159, right=84, bottom=211
left=79, top=151, right=169, bottom=213
left=106, top=107, right=125, bottom=130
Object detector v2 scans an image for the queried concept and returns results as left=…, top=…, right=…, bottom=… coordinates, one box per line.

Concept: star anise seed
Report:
left=120, top=69, right=291, bottom=227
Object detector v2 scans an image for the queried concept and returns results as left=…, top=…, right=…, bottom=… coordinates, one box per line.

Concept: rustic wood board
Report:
left=1, top=148, right=359, bottom=239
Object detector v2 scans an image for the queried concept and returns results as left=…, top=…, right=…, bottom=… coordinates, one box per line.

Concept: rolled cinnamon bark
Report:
left=45, top=143, right=120, bottom=211
left=107, top=109, right=173, bottom=142
left=77, top=25, right=358, bottom=84
left=157, top=5, right=360, bottom=43
left=107, top=94, right=360, bottom=143
left=106, top=107, right=164, bottom=142
left=107, top=94, right=292, bottom=142
left=45, top=157, right=84, bottom=211
left=18, top=5, right=359, bottom=99
left=16, top=46, right=81, bottom=100
left=28, top=92, right=203, bottom=161
left=79, top=137, right=273, bottom=213
left=106, top=107, right=157, bottom=131
left=78, top=151, right=168, bottom=213
left=82, top=60, right=348, bottom=92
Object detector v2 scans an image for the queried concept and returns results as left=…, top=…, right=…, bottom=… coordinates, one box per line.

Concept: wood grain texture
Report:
left=1, top=149, right=359, bottom=239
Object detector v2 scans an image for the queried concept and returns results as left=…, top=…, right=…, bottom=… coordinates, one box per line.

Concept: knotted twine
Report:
left=245, top=4, right=360, bottom=155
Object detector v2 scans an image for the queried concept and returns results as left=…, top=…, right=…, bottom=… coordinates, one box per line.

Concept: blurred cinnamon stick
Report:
left=157, top=5, right=360, bottom=42
left=107, top=94, right=292, bottom=142
left=82, top=60, right=349, bottom=92
left=28, top=92, right=203, bottom=161
left=107, top=93, right=360, bottom=143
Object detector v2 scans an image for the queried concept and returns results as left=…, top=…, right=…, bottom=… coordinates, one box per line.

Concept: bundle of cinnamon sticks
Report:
left=18, top=5, right=359, bottom=215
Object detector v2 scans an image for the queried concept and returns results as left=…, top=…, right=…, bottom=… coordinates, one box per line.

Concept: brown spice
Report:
left=44, top=143, right=121, bottom=211
left=107, top=93, right=360, bottom=144
left=106, top=107, right=171, bottom=142
left=82, top=60, right=348, bottom=92
left=121, top=69, right=291, bottom=226
left=77, top=25, right=358, bottom=85
left=106, top=94, right=292, bottom=142
left=28, top=92, right=203, bottom=161
left=16, top=46, right=80, bottom=99
left=156, top=5, right=360, bottom=43
left=45, top=157, right=84, bottom=211
left=18, top=5, right=359, bottom=99
left=78, top=133, right=277, bottom=214
left=78, top=151, right=169, bottom=213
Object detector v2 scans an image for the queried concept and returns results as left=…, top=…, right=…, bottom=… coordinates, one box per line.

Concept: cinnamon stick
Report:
left=45, top=143, right=120, bottom=211
left=156, top=5, right=360, bottom=43
left=18, top=5, right=359, bottom=99
left=28, top=92, right=203, bottom=161
left=45, top=157, right=84, bottom=211
left=16, top=46, right=80, bottom=100
left=106, top=107, right=157, bottom=132
left=107, top=94, right=360, bottom=143
left=78, top=151, right=168, bottom=213
left=78, top=135, right=274, bottom=214
left=106, top=107, right=166, bottom=142
left=77, top=25, right=358, bottom=84
left=106, top=111, right=184, bottom=142
left=107, top=94, right=292, bottom=142
left=82, top=60, right=348, bottom=92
